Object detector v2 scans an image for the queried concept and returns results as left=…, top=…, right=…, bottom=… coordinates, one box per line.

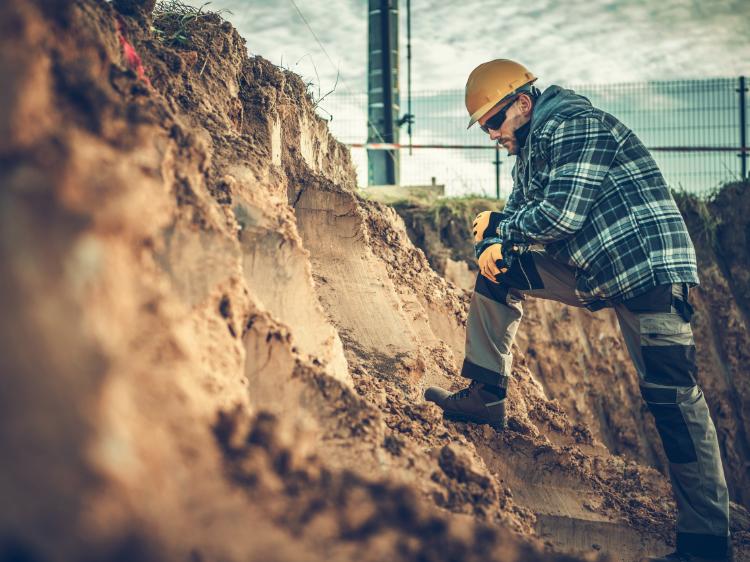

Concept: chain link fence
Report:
left=322, top=77, right=749, bottom=198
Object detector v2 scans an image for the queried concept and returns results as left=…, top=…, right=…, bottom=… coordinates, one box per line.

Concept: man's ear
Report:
left=516, top=93, right=534, bottom=117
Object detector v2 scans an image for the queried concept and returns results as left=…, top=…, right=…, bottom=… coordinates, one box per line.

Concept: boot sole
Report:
left=443, top=412, right=506, bottom=431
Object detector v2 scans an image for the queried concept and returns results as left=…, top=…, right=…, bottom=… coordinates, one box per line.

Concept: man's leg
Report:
left=425, top=250, right=587, bottom=428
left=614, top=284, right=730, bottom=560
left=462, top=249, right=587, bottom=389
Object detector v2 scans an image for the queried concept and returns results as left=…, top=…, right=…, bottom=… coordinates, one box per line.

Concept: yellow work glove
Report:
left=478, top=243, right=507, bottom=284
left=472, top=211, right=502, bottom=243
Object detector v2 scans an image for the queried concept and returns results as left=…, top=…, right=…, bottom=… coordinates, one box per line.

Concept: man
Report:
left=424, top=59, right=731, bottom=562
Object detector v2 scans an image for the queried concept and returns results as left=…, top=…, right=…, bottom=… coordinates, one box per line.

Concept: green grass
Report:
left=373, top=191, right=504, bottom=230
left=672, top=189, right=721, bottom=253
left=152, top=1, right=231, bottom=47
left=435, top=194, right=505, bottom=214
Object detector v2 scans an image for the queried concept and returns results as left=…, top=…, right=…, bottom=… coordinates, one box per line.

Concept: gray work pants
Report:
left=463, top=249, right=730, bottom=559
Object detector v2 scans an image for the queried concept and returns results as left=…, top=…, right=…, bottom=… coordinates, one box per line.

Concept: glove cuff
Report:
left=474, top=236, right=503, bottom=260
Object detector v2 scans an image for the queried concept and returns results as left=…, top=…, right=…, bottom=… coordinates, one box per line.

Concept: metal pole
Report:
left=494, top=144, right=501, bottom=199
left=406, top=0, right=412, bottom=155
left=739, top=76, right=748, bottom=179
left=380, top=0, right=396, bottom=184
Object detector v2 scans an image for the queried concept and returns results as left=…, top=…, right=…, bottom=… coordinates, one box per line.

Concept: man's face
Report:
left=478, top=94, right=533, bottom=155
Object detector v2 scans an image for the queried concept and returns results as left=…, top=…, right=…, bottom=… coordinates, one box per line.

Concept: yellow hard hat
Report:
left=465, top=59, right=538, bottom=129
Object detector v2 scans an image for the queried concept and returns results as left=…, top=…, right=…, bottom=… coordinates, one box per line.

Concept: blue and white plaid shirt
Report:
left=496, top=87, right=698, bottom=308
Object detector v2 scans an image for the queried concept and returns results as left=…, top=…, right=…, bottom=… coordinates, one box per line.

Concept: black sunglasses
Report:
left=480, top=97, right=517, bottom=133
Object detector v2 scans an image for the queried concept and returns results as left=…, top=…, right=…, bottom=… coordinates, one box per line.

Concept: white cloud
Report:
left=186, top=0, right=750, bottom=93
left=410, top=0, right=749, bottom=87
left=194, top=0, right=366, bottom=98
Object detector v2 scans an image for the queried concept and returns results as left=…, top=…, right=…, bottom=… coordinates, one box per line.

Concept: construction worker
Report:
left=424, top=59, right=731, bottom=562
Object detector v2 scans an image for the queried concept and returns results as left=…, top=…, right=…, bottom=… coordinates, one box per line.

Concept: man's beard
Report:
left=499, top=139, right=518, bottom=155
left=513, top=121, right=532, bottom=152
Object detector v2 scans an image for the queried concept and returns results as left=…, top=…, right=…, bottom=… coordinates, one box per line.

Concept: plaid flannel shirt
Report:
left=497, top=98, right=698, bottom=308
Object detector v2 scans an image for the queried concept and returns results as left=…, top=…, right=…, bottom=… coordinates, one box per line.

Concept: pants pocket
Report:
left=638, top=312, right=697, bottom=387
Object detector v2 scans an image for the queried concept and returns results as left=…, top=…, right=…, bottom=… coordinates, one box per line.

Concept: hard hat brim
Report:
left=467, top=98, right=501, bottom=129
left=466, top=77, right=539, bottom=129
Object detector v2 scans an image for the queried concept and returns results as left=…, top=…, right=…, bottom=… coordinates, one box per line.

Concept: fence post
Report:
left=739, top=76, right=748, bottom=179
left=494, top=144, right=501, bottom=199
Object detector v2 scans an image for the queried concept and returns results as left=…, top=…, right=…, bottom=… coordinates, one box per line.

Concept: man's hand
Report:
left=472, top=211, right=502, bottom=243
left=478, top=243, right=507, bottom=284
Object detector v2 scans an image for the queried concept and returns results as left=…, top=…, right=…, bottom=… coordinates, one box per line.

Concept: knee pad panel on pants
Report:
left=474, top=274, right=526, bottom=307
left=501, top=252, right=544, bottom=290
left=475, top=274, right=511, bottom=304
left=640, top=386, right=698, bottom=464
left=474, top=253, right=544, bottom=305
left=642, top=345, right=698, bottom=386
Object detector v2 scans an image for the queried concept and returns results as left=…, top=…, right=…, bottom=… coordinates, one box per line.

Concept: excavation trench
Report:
left=1, top=1, right=748, bottom=561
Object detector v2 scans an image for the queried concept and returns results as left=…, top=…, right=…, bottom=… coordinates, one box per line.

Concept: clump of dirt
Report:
left=1, top=1, right=748, bottom=561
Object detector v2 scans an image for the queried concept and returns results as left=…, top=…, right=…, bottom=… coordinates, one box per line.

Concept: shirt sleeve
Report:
left=498, top=116, right=620, bottom=244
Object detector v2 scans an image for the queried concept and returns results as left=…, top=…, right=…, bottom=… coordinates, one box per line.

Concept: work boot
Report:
left=424, top=381, right=506, bottom=430
left=643, top=549, right=733, bottom=562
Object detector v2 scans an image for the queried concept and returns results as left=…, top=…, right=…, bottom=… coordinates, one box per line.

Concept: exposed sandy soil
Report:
left=0, top=1, right=748, bottom=561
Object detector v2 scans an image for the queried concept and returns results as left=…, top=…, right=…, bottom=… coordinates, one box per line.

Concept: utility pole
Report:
left=367, top=0, right=400, bottom=185
left=400, top=0, right=414, bottom=155
left=739, top=76, right=748, bottom=179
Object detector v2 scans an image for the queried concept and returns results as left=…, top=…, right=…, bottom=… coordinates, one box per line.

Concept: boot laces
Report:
left=448, top=381, right=479, bottom=401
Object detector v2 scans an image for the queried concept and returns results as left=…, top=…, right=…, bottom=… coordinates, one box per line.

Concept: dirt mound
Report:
left=1, top=1, right=748, bottom=561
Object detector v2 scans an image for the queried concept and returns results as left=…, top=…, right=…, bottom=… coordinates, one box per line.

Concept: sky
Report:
left=183, top=0, right=750, bottom=194
left=194, top=0, right=750, bottom=97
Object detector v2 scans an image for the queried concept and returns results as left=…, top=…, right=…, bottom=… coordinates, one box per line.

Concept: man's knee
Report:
left=473, top=272, right=524, bottom=307
left=473, top=252, right=543, bottom=305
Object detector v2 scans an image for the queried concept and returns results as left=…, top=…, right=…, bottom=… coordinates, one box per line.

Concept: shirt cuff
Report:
left=499, top=218, right=530, bottom=243
left=499, top=220, right=512, bottom=240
